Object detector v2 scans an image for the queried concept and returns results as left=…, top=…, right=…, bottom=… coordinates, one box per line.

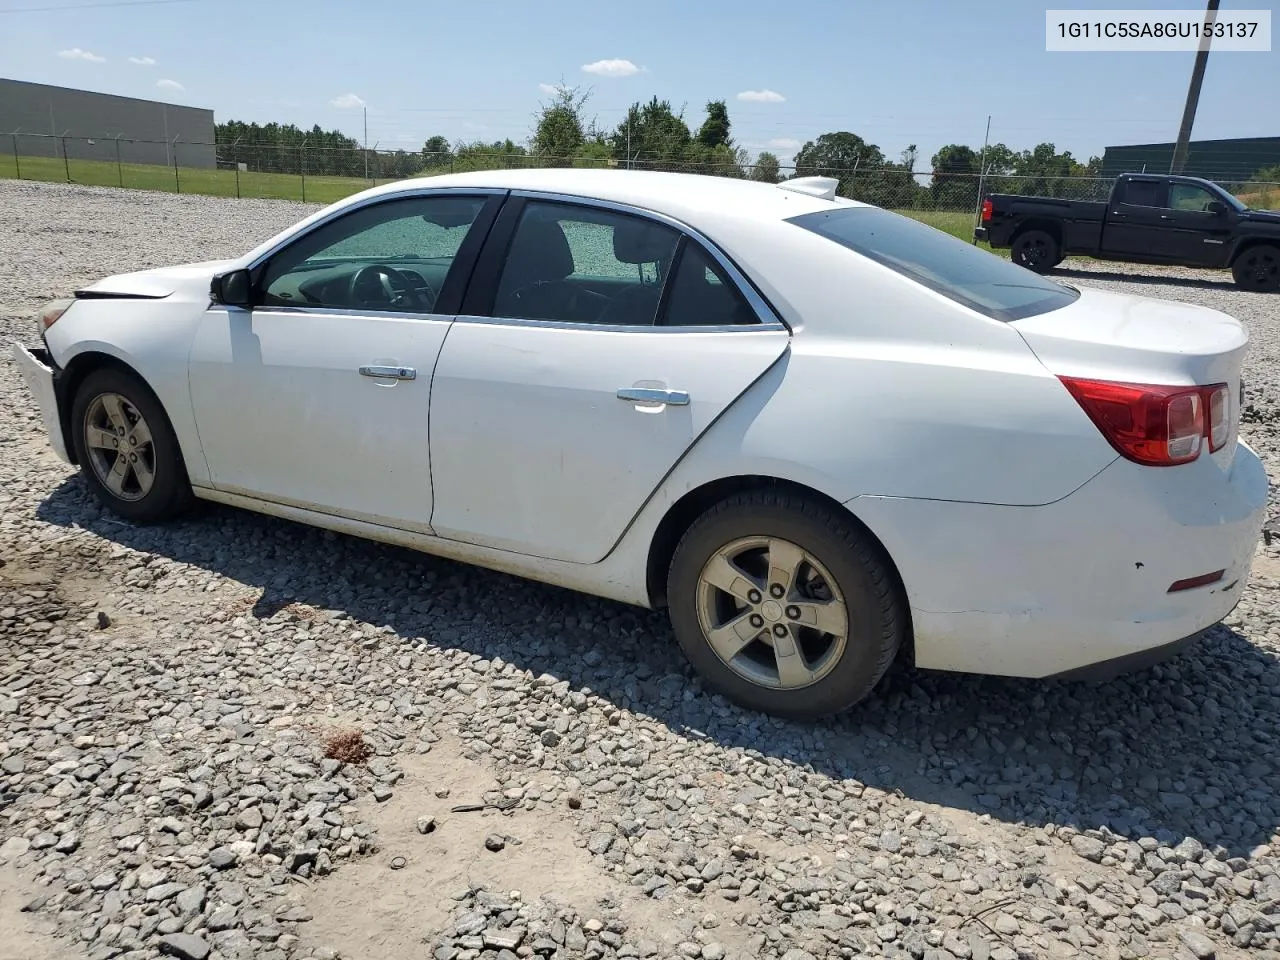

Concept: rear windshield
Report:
left=787, top=206, right=1079, bottom=322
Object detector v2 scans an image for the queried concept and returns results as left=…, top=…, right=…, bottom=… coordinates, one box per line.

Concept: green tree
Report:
left=930, top=143, right=980, bottom=208
left=421, top=135, right=452, bottom=167
left=793, top=131, right=918, bottom=205
left=532, top=84, right=591, bottom=166
left=452, top=138, right=527, bottom=172
left=795, top=131, right=880, bottom=179
left=572, top=140, right=613, bottom=168
left=215, top=120, right=364, bottom=177
left=751, top=151, right=781, bottom=183
left=696, top=100, right=732, bottom=149
left=609, top=97, right=695, bottom=171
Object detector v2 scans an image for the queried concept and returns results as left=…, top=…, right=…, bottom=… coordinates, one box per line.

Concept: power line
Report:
left=0, top=0, right=197, bottom=13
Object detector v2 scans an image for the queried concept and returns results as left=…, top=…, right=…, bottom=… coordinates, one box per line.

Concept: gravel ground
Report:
left=2, top=179, right=1280, bottom=960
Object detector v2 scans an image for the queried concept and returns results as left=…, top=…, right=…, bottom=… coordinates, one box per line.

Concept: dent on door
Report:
left=427, top=323, right=790, bottom=563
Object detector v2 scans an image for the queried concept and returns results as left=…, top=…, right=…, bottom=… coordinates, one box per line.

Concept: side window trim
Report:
left=246, top=188, right=507, bottom=316
left=459, top=189, right=787, bottom=331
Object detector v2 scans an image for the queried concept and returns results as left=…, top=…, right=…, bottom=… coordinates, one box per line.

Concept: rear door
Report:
left=427, top=195, right=790, bottom=563
left=1101, top=177, right=1172, bottom=258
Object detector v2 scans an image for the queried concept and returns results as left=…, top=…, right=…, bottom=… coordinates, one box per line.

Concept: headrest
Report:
left=613, top=219, right=676, bottom=264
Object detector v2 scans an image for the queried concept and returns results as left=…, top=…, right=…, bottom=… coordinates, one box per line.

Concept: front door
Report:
left=428, top=197, right=790, bottom=563
left=1164, top=181, right=1236, bottom=267
left=187, top=191, right=500, bottom=532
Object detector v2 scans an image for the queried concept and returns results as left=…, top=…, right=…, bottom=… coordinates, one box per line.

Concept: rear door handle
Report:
left=617, top=387, right=690, bottom=406
left=360, top=365, right=416, bottom=381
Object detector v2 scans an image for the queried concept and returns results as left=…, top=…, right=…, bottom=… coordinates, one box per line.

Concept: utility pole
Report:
left=973, top=114, right=992, bottom=243
left=1170, top=0, right=1219, bottom=174
left=363, top=106, right=369, bottom=182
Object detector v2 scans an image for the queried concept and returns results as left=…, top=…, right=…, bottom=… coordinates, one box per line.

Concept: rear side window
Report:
left=787, top=207, right=1079, bottom=322
left=1119, top=180, right=1164, bottom=207
left=659, top=242, right=759, bottom=326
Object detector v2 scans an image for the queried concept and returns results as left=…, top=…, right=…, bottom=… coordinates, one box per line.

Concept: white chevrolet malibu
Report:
left=14, top=169, right=1270, bottom=719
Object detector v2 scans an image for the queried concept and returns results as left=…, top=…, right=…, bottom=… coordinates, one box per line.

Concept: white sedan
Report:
left=14, top=169, right=1270, bottom=719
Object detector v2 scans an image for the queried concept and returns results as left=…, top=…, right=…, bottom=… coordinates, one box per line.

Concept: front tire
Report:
left=1232, top=244, right=1280, bottom=292
left=1011, top=229, right=1060, bottom=273
left=69, top=366, right=194, bottom=523
left=666, top=490, right=904, bottom=720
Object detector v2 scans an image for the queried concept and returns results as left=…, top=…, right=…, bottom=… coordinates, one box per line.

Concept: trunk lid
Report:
left=1011, top=286, right=1248, bottom=469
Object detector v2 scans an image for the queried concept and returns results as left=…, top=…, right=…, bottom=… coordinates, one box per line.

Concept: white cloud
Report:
left=156, top=78, right=184, bottom=92
left=737, top=89, right=785, bottom=103
left=581, top=58, right=643, bottom=77
left=538, top=82, right=562, bottom=95
left=330, top=93, right=366, bottom=109
left=128, top=55, right=156, bottom=66
left=57, top=48, right=105, bottom=63
left=767, top=137, right=801, bottom=150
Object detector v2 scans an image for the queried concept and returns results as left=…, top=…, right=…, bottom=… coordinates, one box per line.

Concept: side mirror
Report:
left=210, top=269, right=252, bottom=307
left=1206, top=200, right=1228, bottom=215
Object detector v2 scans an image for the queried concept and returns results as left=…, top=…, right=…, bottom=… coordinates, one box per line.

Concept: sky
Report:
left=0, top=0, right=1277, bottom=171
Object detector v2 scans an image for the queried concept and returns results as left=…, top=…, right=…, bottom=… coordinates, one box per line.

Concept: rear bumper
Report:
left=973, top=226, right=989, bottom=242
left=849, top=439, right=1269, bottom=679
left=1047, top=630, right=1203, bottom=681
left=12, top=342, right=71, bottom=464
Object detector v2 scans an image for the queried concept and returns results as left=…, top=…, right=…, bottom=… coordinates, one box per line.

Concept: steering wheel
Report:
left=347, top=264, right=435, bottom=310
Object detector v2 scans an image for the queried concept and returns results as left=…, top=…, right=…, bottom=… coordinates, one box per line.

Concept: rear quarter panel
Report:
left=633, top=218, right=1119, bottom=508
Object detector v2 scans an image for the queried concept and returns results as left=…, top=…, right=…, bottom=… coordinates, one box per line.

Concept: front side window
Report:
left=259, top=194, right=487, bottom=313
left=788, top=206, right=1079, bottom=322
left=492, top=201, right=680, bottom=325
left=1168, top=184, right=1218, bottom=213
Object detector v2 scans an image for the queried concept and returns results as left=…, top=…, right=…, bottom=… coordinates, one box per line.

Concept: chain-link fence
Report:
left=3, top=134, right=1278, bottom=239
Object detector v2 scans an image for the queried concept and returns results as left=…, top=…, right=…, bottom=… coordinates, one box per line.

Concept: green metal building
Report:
left=1100, top=136, right=1280, bottom=183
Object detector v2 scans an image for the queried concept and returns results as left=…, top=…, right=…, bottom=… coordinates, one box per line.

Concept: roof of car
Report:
left=354, top=167, right=868, bottom=225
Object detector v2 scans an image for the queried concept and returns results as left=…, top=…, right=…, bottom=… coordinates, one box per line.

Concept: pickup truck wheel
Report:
left=1232, top=245, right=1280, bottom=292
left=1011, top=230, right=1059, bottom=274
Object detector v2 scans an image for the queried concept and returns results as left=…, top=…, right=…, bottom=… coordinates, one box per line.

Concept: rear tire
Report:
left=1232, top=244, right=1280, bottom=292
left=69, top=366, right=194, bottom=523
left=1011, top=229, right=1060, bottom=273
left=666, top=490, right=904, bottom=720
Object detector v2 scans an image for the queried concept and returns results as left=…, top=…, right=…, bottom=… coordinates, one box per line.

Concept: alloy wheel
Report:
left=695, top=536, right=849, bottom=690
left=83, top=392, right=157, bottom=502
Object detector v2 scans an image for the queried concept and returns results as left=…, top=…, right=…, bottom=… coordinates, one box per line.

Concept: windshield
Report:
left=787, top=206, right=1080, bottom=322
left=1219, top=188, right=1249, bottom=212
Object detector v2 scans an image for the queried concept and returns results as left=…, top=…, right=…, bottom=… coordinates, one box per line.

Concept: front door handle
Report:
left=359, top=365, right=416, bottom=381
left=617, top=387, right=690, bottom=406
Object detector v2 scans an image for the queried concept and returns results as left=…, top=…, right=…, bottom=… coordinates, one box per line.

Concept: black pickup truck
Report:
left=975, top=172, right=1280, bottom=291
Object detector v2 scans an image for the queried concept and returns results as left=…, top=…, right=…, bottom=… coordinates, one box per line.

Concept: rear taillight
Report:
left=981, top=198, right=993, bottom=222
left=1206, top=384, right=1230, bottom=452
left=1058, top=376, right=1231, bottom=467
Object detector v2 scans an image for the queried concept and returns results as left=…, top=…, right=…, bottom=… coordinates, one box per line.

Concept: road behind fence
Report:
left=3, top=133, right=1277, bottom=243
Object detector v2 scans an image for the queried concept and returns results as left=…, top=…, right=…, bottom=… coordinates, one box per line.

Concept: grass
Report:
left=0, top=151, right=1001, bottom=250
left=1, top=152, right=383, bottom=204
